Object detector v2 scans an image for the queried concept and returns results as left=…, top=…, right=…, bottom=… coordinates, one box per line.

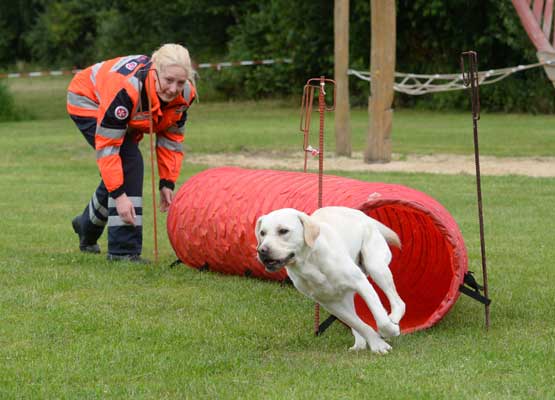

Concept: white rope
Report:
left=349, top=60, right=555, bottom=95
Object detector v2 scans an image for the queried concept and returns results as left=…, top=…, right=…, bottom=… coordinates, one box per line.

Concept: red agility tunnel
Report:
left=167, top=167, right=468, bottom=333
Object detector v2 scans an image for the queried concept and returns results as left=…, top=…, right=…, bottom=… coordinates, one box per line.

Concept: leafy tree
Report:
left=394, top=0, right=552, bottom=111
left=0, top=81, right=16, bottom=120
left=93, top=0, right=242, bottom=62
left=23, top=0, right=106, bottom=67
left=0, top=0, right=46, bottom=65
left=218, top=0, right=334, bottom=98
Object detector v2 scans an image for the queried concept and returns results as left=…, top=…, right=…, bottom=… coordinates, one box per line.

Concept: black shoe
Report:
left=72, top=216, right=101, bottom=254
left=107, top=254, right=150, bottom=264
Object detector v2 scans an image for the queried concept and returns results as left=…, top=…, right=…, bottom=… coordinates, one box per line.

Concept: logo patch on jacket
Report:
left=125, top=61, right=138, bottom=71
left=115, top=106, right=129, bottom=120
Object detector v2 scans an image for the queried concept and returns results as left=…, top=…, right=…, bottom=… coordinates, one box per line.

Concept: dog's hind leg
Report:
left=349, top=328, right=367, bottom=351
left=354, top=278, right=400, bottom=338
left=323, top=294, right=392, bottom=354
left=361, top=231, right=406, bottom=324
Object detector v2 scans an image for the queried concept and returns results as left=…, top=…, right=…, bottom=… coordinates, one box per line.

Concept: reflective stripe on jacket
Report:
left=67, top=55, right=195, bottom=194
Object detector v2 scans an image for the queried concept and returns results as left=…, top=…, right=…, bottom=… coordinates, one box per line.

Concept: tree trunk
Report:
left=334, top=0, right=352, bottom=156
left=365, top=0, right=396, bottom=163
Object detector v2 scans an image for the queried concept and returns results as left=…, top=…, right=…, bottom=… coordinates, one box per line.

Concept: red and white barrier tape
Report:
left=0, top=70, right=78, bottom=79
left=0, top=58, right=292, bottom=79
left=197, top=58, right=292, bottom=70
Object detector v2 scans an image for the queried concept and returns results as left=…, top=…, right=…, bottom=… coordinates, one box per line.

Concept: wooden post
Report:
left=365, top=0, right=396, bottom=163
left=334, top=0, right=352, bottom=156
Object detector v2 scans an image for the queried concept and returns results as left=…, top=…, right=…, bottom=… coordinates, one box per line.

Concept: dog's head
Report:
left=255, top=208, right=320, bottom=273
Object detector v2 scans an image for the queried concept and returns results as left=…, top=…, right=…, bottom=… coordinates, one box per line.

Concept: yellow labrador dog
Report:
left=255, top=206, right=405, bottom=354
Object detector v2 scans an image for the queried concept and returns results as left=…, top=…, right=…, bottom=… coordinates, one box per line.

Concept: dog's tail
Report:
left=376, top=221, right=401, bottom=249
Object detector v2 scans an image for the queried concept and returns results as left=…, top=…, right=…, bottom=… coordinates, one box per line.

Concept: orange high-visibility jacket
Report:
left=67, top=55, right=196, bottom=197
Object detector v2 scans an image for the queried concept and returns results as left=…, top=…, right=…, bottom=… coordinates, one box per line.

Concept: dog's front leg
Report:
left=323, top=296, right=392, bottom=354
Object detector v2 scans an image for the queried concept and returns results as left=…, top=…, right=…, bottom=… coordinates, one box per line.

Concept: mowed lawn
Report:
left=0, top=76, right=554, bottom=399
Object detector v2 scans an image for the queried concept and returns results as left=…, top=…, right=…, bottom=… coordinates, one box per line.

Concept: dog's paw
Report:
left=349, top=343, right=367, bottom=352
left=368, top=338, right=392, bottom=355
left=378, top=321, right=400, bottom=338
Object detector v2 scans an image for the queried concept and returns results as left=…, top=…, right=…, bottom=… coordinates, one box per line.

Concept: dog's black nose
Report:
left=257, top=246, right=269, bottom=256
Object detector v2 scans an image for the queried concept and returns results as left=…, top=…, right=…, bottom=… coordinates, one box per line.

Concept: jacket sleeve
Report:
left=157, top=81, right=196, bottom=190
left=95, top=88, right=134, bottom=197
left=156, top=110, right=187, bottom=190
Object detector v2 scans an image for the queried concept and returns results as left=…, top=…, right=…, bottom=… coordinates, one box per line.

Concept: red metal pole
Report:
left=318, top=76, right=325, bottom=209
left=299, top=76, right=336, bottom=335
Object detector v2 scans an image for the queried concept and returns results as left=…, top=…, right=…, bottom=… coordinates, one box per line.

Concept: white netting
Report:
left=348, top=60, right=555, bottom=95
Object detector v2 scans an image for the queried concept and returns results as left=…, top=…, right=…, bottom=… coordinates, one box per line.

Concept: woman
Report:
left=67, top=43, right=196, bottom=263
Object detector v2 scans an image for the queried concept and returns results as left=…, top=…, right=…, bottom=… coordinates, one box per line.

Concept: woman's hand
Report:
left=115, top=193, right=136, bottom=225
left=159, top=187, right=173, bottom=212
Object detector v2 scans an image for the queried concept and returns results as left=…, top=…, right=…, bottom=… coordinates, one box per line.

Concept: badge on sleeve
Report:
left=115, top=106, right=129, bottom=120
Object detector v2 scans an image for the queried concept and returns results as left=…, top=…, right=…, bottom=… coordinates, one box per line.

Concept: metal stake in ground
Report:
left=461, top=51, right=490, bottom=330
left=299, top=76, right=336, bottom=335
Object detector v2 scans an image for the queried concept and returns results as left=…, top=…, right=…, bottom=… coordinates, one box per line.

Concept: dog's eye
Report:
left=259, top=230, right=266, bottom=237
left=278, top=228, right=289, bottom=235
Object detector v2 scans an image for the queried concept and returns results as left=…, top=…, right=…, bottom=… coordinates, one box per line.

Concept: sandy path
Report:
left=187, top=152, right=555, bottom=177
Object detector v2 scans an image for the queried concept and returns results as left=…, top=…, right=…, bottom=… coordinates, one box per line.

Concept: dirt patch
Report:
left=187, top=151, right=555, bottom=177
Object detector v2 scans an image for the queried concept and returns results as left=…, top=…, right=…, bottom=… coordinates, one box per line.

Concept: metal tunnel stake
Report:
left=460, top=51, right=492, bottom=330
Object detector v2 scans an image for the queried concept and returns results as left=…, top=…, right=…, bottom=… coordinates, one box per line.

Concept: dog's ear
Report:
left=255, top=216, right=264, bottom=244
left=298, top=213, right=320, bottom=248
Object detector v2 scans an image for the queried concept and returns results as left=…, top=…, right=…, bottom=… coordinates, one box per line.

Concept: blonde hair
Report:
left=152, top=43, right=194, bottom=83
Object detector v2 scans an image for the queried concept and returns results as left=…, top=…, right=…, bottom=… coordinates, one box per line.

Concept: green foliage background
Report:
left=0, top=0, right=554, bottom=112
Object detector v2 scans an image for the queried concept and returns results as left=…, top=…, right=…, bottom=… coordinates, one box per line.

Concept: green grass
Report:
left=5, top=75, right=555, bottom=156
left=0, top=76, right=554, bottom=399
left=189, top=104, right=555, bottom=157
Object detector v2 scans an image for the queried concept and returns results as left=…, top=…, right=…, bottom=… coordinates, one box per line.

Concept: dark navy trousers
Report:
left=71, top=116, right=143, bottom=255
